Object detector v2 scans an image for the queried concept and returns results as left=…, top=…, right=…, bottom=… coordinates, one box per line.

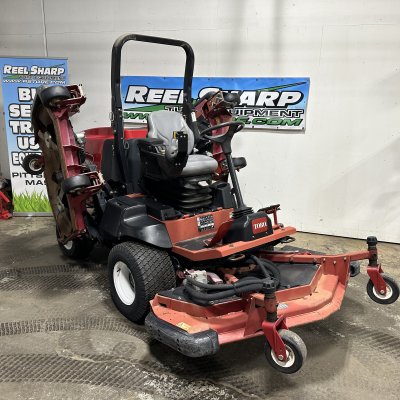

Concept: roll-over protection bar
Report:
left=110, top=34, right=198, bottom=192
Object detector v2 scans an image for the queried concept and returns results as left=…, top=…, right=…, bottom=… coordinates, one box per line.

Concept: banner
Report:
left=0, top=57, right=68, bottom=214
left=121, top=76, right=310, bottom=131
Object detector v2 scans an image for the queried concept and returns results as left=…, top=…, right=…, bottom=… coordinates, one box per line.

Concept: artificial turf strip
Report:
left=12, top=191, right=51, bottom=213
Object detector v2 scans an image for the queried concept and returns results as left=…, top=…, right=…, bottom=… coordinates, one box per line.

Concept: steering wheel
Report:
left=199, top=121, right=245, bottom=154
left=200, top=121, right=245, bottom=141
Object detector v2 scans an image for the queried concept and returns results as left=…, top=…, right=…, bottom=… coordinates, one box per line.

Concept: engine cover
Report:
left=223, top=212, right=273, bottom=244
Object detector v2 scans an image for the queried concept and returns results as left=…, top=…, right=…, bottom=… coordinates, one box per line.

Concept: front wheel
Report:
left=108, top=241, right=176, bottom=324
left=264, top=329, right=307, bottom=374
left=367, top=274, right=399, bottom=304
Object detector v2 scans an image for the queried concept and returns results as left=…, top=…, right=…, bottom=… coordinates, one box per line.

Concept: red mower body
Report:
left=85, top=127, right=147, bottom=171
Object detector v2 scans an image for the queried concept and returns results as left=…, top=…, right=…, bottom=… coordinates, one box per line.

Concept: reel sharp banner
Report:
left=121, top=76, right=310, bottom=131
left=0, top=57, right=69, bottom=215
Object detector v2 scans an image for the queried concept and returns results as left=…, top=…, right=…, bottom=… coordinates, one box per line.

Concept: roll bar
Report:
left=111, top=33, right=198, bottom=191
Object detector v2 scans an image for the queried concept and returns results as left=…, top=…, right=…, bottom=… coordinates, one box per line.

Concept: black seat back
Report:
left=101, top=138, right=143, bottom=192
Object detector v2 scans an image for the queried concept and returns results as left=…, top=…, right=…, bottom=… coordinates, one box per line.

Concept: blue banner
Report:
left=0, top=57, right=68, bottom=214
left=121, top=76, right=310, bottom=131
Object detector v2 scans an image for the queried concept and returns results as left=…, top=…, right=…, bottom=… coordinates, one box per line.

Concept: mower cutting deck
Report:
left=26, top=33, right=399, bottom=374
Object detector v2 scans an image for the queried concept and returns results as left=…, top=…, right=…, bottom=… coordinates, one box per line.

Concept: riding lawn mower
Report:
left=24, top=34, right=399, bottom=374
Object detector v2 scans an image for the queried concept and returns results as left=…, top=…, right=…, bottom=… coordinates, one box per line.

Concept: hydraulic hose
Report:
left=185, top=281, right=268, bottom=304
left=185, top=276, right=265, bottom=291
left=184, top=256, right=280, bottom=306
left=250, top=255, right=281, bottom=286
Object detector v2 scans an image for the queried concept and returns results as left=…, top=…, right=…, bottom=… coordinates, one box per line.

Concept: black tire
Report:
left=58, top=235, right=95, bottom=259
left=61, top=175, right=91, bottom=194
left=366, top=274, right=399, bottom=304
left=108, top=241, right=176, bottom=324
left=264, top=329, right=307, bottom=374
left=22, top=153, right=43, bottom=175
left=39, top=85, right=71, bottom=108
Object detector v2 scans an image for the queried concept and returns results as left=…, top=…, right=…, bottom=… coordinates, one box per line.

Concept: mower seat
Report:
left=147, top=110, right=217, bottom=177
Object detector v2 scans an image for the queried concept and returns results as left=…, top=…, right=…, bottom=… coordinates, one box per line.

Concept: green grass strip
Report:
left=12, top=190, right=51, bottom=213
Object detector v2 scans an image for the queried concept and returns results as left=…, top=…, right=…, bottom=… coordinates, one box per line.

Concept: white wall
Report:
left=1, top=0, right=400, bottom=242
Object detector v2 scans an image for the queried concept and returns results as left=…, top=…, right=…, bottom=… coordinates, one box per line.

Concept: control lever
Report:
left=174, top=130, right=188, bottom=166
left=202, top=121, right=247, bottom=212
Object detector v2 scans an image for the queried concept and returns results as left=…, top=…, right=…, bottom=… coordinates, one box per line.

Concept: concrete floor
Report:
left=0, top=216, right=399, bottom=400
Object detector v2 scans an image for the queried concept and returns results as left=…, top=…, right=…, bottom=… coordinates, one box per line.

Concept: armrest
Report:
left=137, top=138, right=164, bottom=147
left=137, top=138, right=165, bottom=154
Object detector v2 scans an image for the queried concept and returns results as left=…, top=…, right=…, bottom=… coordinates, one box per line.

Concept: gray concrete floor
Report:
left=0, top=216, right=399, bottom=400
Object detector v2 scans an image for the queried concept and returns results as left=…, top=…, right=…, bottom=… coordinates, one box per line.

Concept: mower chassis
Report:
left=28, top=34, right=399, bottom=373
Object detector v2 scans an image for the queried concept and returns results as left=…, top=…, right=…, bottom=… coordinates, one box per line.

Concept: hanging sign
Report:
left=0, top=57, right=68, bottom=214
left=121, top=76, right=310, bottom=131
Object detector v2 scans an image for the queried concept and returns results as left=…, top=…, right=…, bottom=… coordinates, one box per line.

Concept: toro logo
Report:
left=252, top=217, right=269, bottom=235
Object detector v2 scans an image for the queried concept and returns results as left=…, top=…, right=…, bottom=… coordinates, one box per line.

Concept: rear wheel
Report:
left=108, top=241, right=176, bottom=323
left=264, top=329, right=307, bottom=374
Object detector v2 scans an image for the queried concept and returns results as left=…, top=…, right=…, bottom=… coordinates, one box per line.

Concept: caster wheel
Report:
left=61, top=174, right=91, bottom=194
left=56, top=229, right=94, bottom=259
left=367, top=274, right=399, bottom=304
left=57, top=233, right=95, bottom=259
left=59, top=238, right=94, bottom=259
left=22, top=154, right=43, bottom=175
left=264, top=329, right=307, bottom=374
left=39, top=85, right=71, bottom=108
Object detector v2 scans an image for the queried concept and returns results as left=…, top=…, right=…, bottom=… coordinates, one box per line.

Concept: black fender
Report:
left=100, top=196, right=172, bottom=248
